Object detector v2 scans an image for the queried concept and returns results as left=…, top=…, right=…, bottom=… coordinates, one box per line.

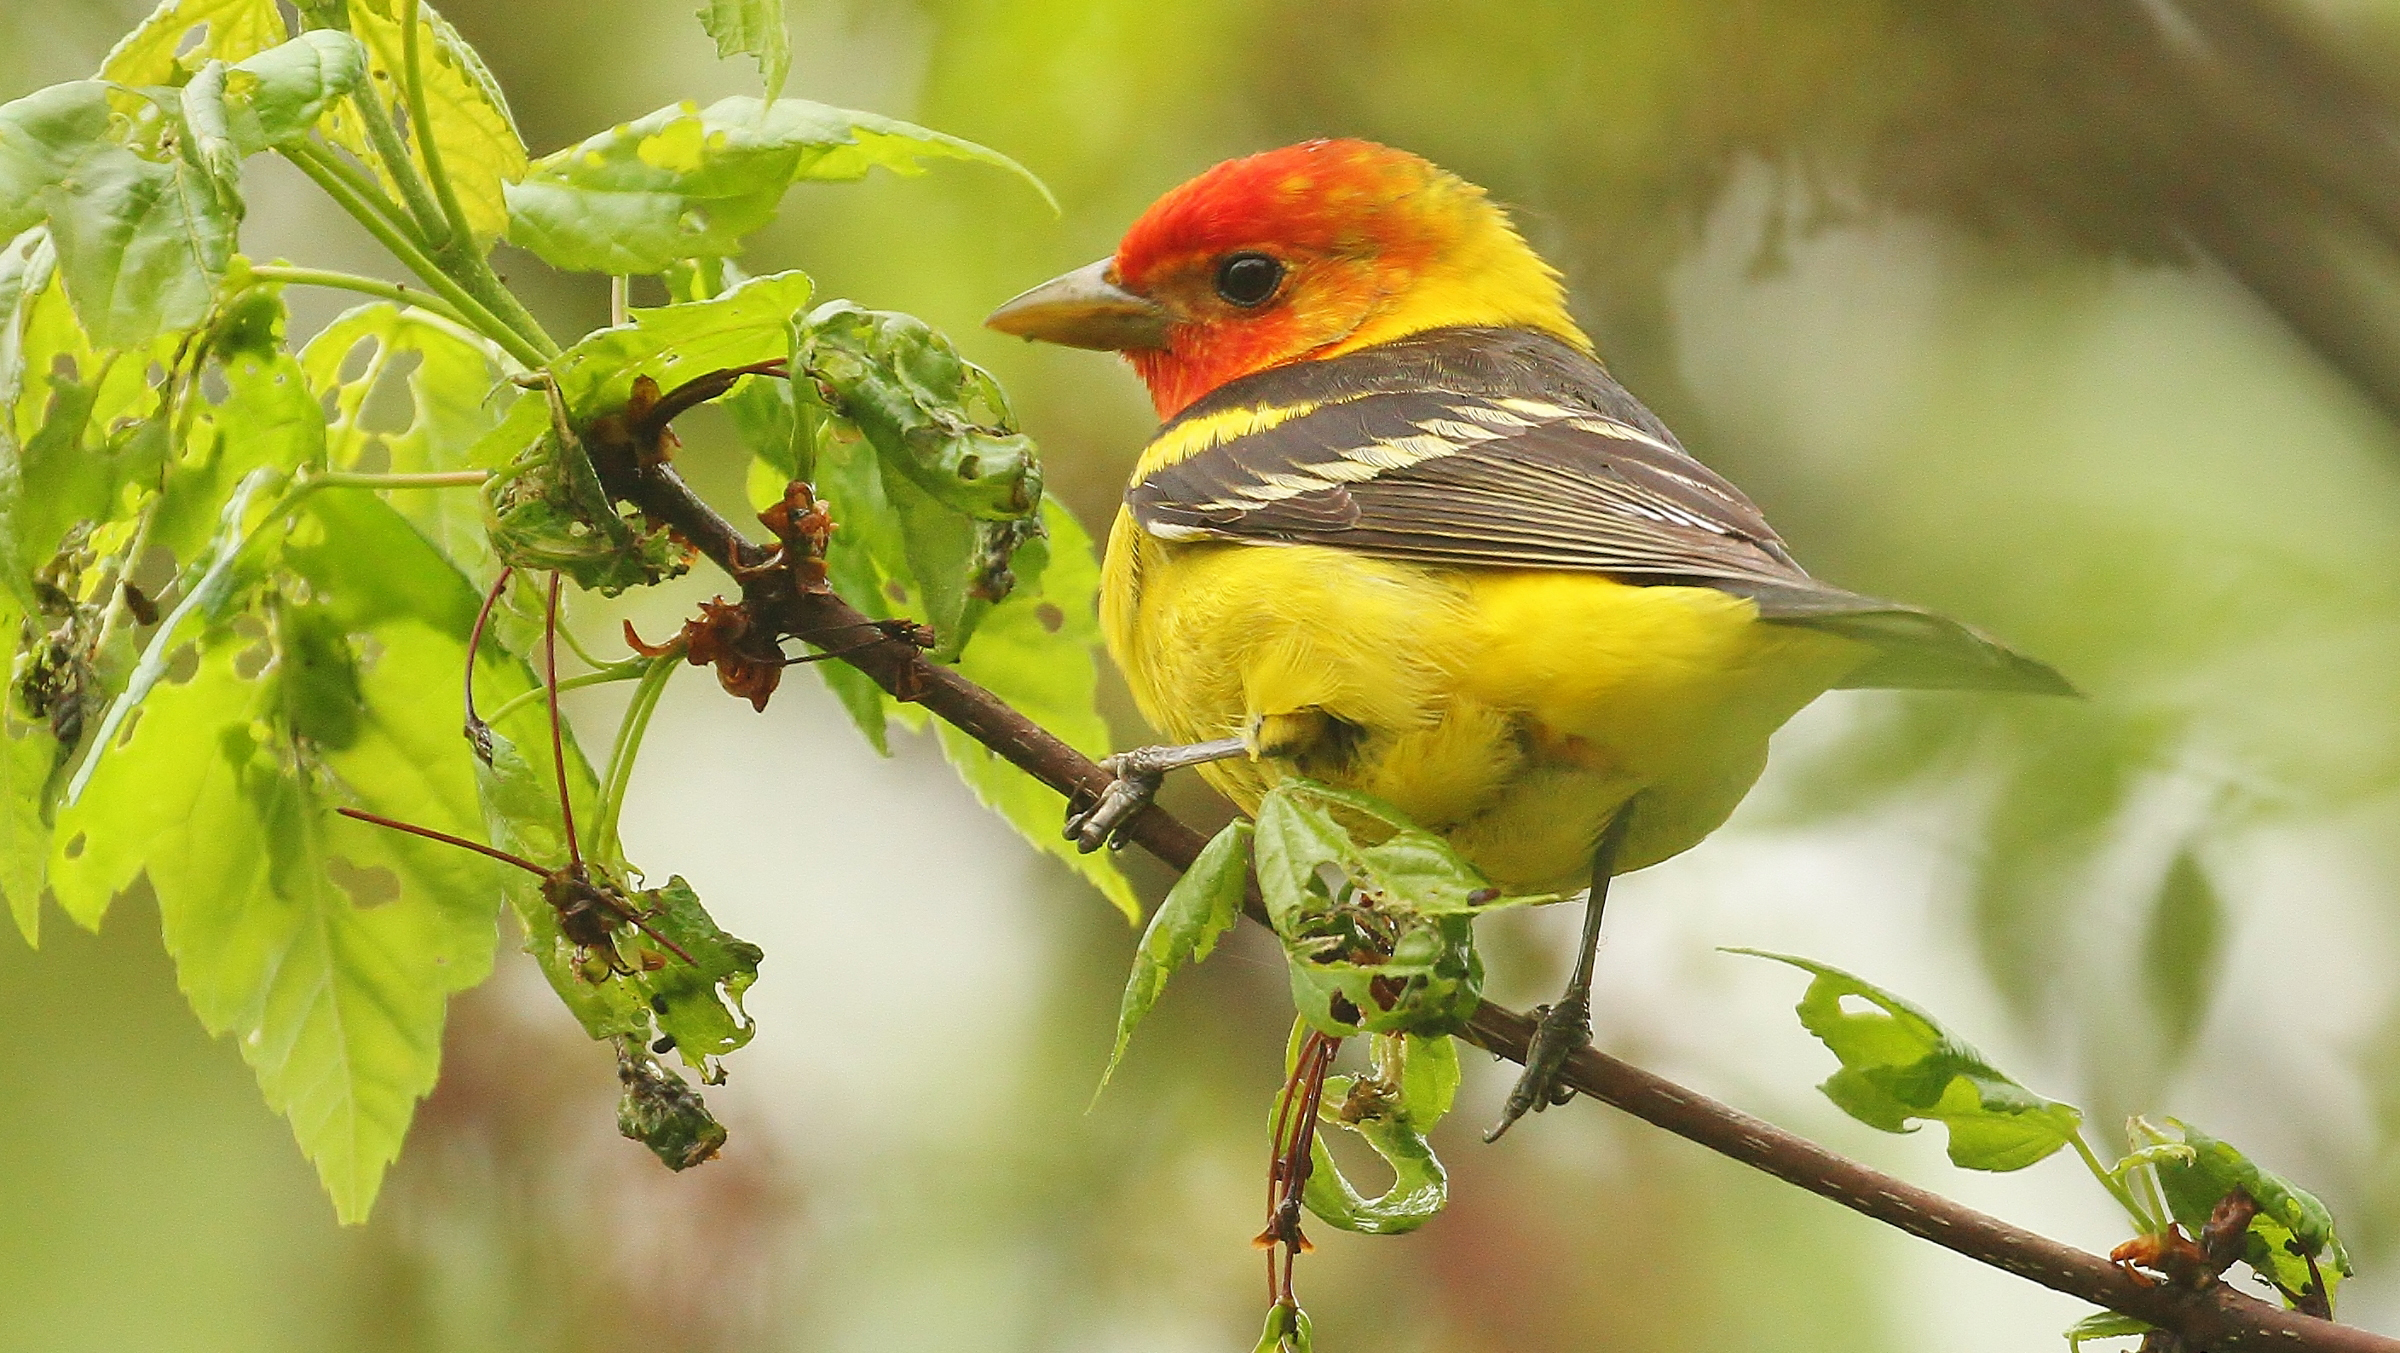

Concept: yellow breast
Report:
left=1101, top=509, right=1869, bottom=893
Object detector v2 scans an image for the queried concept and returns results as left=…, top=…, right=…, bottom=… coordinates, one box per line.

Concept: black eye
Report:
left=1214, top=252, right=1284, bottom=307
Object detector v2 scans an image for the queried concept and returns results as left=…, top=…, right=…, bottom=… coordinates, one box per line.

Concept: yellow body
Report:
left=1102, top=409, right=1873, bottom=895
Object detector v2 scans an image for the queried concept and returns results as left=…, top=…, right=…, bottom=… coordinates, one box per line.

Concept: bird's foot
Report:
left=1063, top=736, right=1250, bottom=853
left=1484, top=995, right=1590, bottom=1142
left=1065, top=756, right=1166, bottom=853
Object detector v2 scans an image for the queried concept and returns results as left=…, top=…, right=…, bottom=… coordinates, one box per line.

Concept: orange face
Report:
left=988, top=139, right=1567, bottom=420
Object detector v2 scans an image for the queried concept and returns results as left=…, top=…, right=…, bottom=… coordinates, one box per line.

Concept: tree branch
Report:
left=603, top=401, right=2394, bottom=1353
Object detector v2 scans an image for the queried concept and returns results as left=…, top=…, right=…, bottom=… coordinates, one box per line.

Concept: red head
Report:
left=989, top=140, right=1588, bottom=419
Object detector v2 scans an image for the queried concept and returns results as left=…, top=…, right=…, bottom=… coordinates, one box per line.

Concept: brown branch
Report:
left=603, top=397, right=2393, bottom=1353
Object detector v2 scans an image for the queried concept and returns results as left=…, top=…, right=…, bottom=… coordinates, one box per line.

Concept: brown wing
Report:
left=1130, top=327, right=2071, bottom=695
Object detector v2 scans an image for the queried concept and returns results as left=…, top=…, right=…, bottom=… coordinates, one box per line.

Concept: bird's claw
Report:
left=1484, top=996, right=1590, bottom=1142
left=1065, top=754, right=1165, bottom=853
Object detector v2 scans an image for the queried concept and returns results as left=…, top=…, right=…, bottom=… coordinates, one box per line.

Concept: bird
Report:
left=984, top=138, right=2070, bottom=1139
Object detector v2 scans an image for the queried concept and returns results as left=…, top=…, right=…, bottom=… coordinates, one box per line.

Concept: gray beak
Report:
left=984, top=258, right=1170, bottom=351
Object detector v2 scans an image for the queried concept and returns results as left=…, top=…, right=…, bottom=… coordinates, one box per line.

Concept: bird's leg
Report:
left=1065, top=735, right=1250, bottom=853
left=1485, top=799, right=1638, bottom=1143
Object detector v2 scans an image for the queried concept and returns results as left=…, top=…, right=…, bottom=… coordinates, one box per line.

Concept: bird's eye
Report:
left=1213, top=252, right=1285, bottom=308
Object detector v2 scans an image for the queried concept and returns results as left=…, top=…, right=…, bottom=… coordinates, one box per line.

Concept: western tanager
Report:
left=987, top=139, right=2067, bottom=1136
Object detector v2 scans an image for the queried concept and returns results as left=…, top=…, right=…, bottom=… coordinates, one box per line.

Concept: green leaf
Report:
left=0, top=80, right=240, bottom=346
left=317, top=0, right=527, bottom=242
left=98, top=0, right=293, bottom=85
left=697, top=0, right=790, bottom=103
left=1300, top=1031, right=1455, bottom=1234
left=1729, top=949, right=2085, bottom=1171
left=1253, top=779, right=1542, bottom=1037
left=504, top=95, right=1052, bottom=274
left=2137, top=1116, right=2353, bottom=1306
left=50, top=491, right=522, bottom=1221
left=215, top=32, right=369, bottom=155
left=1099, top=819, right=1249, bottom=1093
left=796, top=301, right=1041, bottom=521
left=479, top=392, right=693, bottom=596
left=933, top=501, right=1139, bottom=920
left=0, top=700, right=51, bottom=944
left=549, top=266, right=813, bottom=418
left=297, top=300, right=510, bottom=564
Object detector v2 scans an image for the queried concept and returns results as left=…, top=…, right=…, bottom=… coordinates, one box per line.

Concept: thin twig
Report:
left=602, top=384, right=2397, bottom=1353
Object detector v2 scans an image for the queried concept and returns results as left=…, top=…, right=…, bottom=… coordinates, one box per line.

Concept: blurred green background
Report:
left=10, top=1, right=2400, bottom=1349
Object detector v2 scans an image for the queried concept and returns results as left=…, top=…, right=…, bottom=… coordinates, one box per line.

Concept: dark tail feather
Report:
left=1740, top=582, right=2077, bottom=696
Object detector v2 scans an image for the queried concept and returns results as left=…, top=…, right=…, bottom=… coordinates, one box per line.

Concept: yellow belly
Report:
left=1101, top=509, right=1871, bottom=893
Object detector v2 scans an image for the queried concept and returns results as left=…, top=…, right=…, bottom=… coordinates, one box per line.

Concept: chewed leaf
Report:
left=1729, top=948, right=2083, bottom=1171
left=1253, top=779, right=1544, bottom=1037
left=98, top=0, right=292, bottom=85
left=1300, top=1032, right=1456, bottom=1234
left=215, top=32, right=368, bottom=155
left=1099, top=820, right=1249, bottom=1095
left=631, top=875, right=763, bottom=1067
left=797, top=301, right=1041, bottom=522
left=480, top=401, right=693, bottom=595
left=697, top=0, right=791, bottom=103
left=505, top=95, right=1052, bottom=274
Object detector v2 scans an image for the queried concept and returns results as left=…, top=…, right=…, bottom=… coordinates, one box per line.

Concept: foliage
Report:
left=0, top=0, right=1121, bottom=1223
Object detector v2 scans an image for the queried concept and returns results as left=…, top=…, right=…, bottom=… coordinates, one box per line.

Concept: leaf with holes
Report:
left=1300, top=1031, right=1455, bottom=1234
left=1254, top=779, right=1545, bottom=1037
left=1729, top=949, right=2084, bottom=1171
left=298, top=300, right=511, bottom=565
left=504, top=96, right=1050, bottom=274
left=98, top=0, right=293, bottom=85
left=49, top=491, right=529, bottom=1221
left=797, top=301, right=1041, bottom=522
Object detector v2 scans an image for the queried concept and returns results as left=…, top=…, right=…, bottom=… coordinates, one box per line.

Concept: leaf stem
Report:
left=311, top=469, right=491, bottom=491
left=481, top=662, right=652, bottom=731
left=2073, top=1130, right=2163, bottom=1235
left=398, top=0, right=477, bottom=255
left=282, top=141, right=547, bottom=369
left=245, top=265, right=476, bottom=330
left=591, top=654, right=678, bottom=859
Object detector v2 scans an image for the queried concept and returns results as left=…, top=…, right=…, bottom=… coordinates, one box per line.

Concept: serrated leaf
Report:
left=1099, top=819, right=1248, bottom=1094
left=318, top=0, right=526, bottom=242
left=933, top=501, right=1138, bottom=920
left=1730, top=949, right=2085, bottom=1171
left=297, top=300, right=510, bottom=565
left=697, top=0, right=790, bottom=103
left=51, top=490, right=525, bottom=1221
left=98, top=0, right=292, bottom=85
left=1297, top=1029, right=1454, bottom=1235
left=505, top=95, right=1051, bottom=274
